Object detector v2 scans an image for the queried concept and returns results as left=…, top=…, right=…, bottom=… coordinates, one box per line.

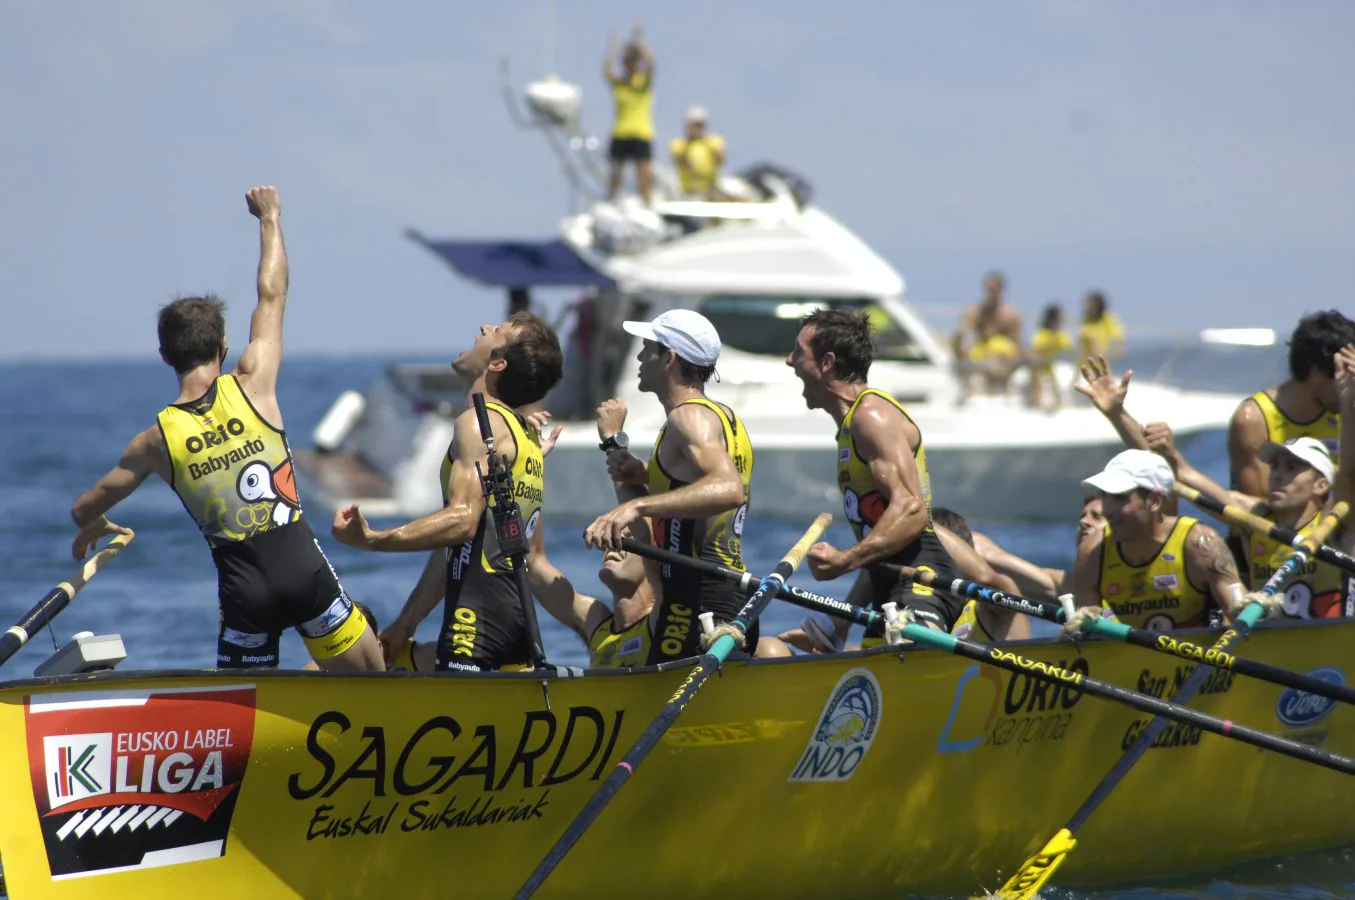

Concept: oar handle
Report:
left=1254, top=501, right=1350, bottom=598
left=0, top=531, right=136, bottom=668
left=1177, top=484, right=1355, bottom=574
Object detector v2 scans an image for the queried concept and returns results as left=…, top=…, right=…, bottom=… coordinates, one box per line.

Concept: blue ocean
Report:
left=3, top=347, right=1352, bottom=898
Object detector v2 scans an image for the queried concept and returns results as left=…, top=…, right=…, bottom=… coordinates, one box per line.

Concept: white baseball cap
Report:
left=1258, top=436, right=1335, bottom=482
left=1081, top=449, right=1176, bottom=496
left=684, top=104, right=709, bottom=123
left=623, top=309, right=721, bottom=367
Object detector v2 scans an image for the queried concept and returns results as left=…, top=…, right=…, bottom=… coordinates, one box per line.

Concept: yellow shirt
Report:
left=1098, top=517, right=1210, bottom=631
left=157, top=374, right=300, bottom=545
left=838, top=388, right=931, bottom=537
left=1247, top=391, right=1340, bottom=457
left=1030, top=328, right=1072, bottom=368
left=1079, top=313, right=1124, bottom=359
left=389, top=638, right=421, bottom=672
left=611, top=73, right=654, bottom=141
left=670, top=134, right=725, bottom=194
left=1246, top=514, right=1351, bottom=619
left=588, top=615, right=651, bottom=668
left=950, top=600, right=996, bottom=643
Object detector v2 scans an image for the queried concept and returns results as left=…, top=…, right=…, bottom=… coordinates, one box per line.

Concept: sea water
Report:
left=3, top=350, right=1351, bottom=898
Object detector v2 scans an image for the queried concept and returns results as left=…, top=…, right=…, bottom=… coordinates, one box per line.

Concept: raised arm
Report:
left=70, top=426, right=164, bottom=558
left=1075, top=356, right=1148, bottom=451
left=602, top=31, right=618, bottom=84
left=631, top=24, right=654, bottom=77
left=1143, top=421, right=1262, bottom=513
left=332, top=408, right=494, bottom=552
left=234, top=186, right=288, bottom=421
left=1334, top=346, right=1355, bottom=548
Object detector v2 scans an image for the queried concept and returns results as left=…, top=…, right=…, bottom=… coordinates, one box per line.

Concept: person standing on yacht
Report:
left=953, top=270, right=1023, bottom=402
left=331, top=315, right=564, bottom=672
left=583, top=309, right=758, bottom=664
left=70, top=186, right=384, bottom=672
left=786, top=308, right=961, bottom=632
left=604, top=24, right=655, bottom=203
left=670, top=105, right=725, bottom=199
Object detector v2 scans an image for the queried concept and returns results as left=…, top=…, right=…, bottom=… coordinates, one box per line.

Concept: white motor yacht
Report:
left=296, top=71, right=1254, bottom=523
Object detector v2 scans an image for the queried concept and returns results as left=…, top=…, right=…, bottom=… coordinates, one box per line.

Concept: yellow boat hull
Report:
left=2, top=619, right=1353, bottom=898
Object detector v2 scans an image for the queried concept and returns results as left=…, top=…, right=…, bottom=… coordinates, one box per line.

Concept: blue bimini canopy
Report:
left=406, top=231, right=613, bottom=289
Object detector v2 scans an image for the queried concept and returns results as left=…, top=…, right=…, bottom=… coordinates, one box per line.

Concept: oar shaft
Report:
left=620, top=538, right=879, bottom=629
left=0, top=532, right=136, bottom=668
left=1177, top=484, right=1355, bottom=574
left=515, top=513, right=833, bottom=899
left=905, top=621, right=1355, bottom=775
left=891, top=567, right=1355, bottom=706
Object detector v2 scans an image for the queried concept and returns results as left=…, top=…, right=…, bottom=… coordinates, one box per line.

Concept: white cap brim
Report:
left=1081, top=470, right=1140, bottom=495
left=622, top=321, right=659, bottom=343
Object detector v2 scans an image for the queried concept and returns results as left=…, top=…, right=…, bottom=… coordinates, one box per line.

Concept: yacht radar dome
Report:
left=524, top=77, right=581, bottom=128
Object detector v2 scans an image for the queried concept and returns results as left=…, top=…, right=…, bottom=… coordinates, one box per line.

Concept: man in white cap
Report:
left=1072, top=449, right=1242, bottom=631
left=585, top=308, right=756, bottom=663
left=670, top=105, right=725, bottom=199
left=1144, top=426, right=1352, bottom=618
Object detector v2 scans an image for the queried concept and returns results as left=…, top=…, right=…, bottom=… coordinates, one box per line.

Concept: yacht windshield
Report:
left=698, top=296, right=930, bottom=362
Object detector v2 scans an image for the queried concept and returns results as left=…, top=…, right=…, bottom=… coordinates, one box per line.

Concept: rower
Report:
left=331, top=314, right=564, bottom=672
left=971, top=496, right=1106, bottom=602
left=786, top=308, right=961, bottom=634
left=69, top=186, right=382, bottom=672
left=1074, top=449, right=1243, bottom=630
left=1148, top=426, right=1349, bottom=619
left=930, top=508, right=1032, bottom=642
left=584, top=310, right=762, bottom=663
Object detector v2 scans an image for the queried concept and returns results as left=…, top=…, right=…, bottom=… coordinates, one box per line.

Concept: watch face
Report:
left=614, top=431, right=630, bottom=449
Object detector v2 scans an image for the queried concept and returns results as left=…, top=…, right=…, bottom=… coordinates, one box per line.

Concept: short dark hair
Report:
left=1084, top=291, right=1108, bottom=320
left=799, top=308, right=873, bottom=383
left=494, top=312, right=564, bottom=408
left=1040, top=303, right=1063, bottom=330
left=158, top=296, right=226, bottom=374
left=664, top=347, right=716, bottom=387
left=353, top=600, right=378, bottom=635
left=1288, top=310, right=1355, bottom=380
left=931, top=507, right=973, bottom=547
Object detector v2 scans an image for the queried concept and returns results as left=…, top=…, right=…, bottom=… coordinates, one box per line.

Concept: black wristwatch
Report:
left=599, top=431, right=630, bottom=453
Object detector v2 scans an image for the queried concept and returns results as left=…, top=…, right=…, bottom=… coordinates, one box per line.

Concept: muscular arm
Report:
left=365, top=409, right=495, bottom=551
left=1334, top=345, right=1355, bottom=552
left=1183, top=522, right=1244, bottom=613
left=235, top=188, right=288, bottom=424
left=71, top=427, right=163, bottom=528
left=1227, top=398, right=1271, bottom=497
left=633, top=404, right=743, bottom=520
left=838, top=400, right=930, bottom=571
left=526, top=527, right=610, bottom=641
left=972, top=530, right=1060, bottom=601
left=1143, top=421, right=1262, bottom=514
left=934, top=525, right=1030, bottom=640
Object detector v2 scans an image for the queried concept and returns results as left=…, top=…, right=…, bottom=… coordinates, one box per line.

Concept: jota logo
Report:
left=25, top=685, right=257, bottom=879
left=788, top=668, right=882, bottom=783
left=1276, top=667, right=1344, bottom=728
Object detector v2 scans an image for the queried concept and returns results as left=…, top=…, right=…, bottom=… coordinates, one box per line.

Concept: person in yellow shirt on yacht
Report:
left=670, top=105, right=725, bottom=199
left=1028, top=303, right=1073, bottom=411
left=604, top=24, right=656, bottom=203
left=1078, top=290, right=1125, bottom=362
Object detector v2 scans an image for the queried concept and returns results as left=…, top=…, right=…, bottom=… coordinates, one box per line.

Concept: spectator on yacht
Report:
left=1078, top=290, right=1125, bottom=361
left=670, top=105, right=725, bottom=199
left=1028, top=303, right=1073, bottom=412
left=953, top=270, right=1022, bottom=403
left=603, top=24, right=655, bottom=203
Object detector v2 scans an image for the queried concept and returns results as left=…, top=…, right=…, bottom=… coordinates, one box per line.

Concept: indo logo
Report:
left=788, top=668, right=882, bottom=783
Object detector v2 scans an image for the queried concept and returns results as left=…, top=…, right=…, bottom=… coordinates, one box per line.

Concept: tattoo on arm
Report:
left=1192, top=528, right=1241, bottom=590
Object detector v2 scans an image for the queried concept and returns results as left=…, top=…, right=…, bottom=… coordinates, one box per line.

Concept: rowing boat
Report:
left=2, top=618, right=1352, bottom=898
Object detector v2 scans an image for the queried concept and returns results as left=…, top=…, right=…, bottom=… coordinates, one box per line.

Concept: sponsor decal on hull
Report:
left=789, top=668, right=882, bottom=782
left=25, top=685, right=256, bottom=880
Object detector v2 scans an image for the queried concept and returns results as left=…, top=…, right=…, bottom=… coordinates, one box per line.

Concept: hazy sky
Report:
left=2, top=0, right=1351, bottom=361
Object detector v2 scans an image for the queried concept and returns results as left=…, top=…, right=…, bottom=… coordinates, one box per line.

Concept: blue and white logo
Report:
left=789, top=668, right=882, bottom=783
left=1275, top=667, right=1344, bottom=727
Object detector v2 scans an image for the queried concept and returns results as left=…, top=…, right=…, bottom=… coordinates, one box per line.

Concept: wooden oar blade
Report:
left=993, top=827, right=1077, bottom=899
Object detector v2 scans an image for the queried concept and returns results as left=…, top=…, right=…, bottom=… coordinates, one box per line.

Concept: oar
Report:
left=992, top=501, right=1350, bottom=899
left=619, top=537, right=876, bottom=629
left=0, top=531, right=136, bottom=668
left=877, top=562, right=1355, bottom=706
left=515, top=513, right=833, bottom=899
left=1175, top=483, right=1355, bottom=574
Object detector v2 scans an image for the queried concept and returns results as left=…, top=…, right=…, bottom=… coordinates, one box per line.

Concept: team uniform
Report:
left=1097, top=517, right=1211, bottom=631
left=388, top=638, right=423, bottom=672
left=609, top=72, right=654, bottom=162
left=588, top=615, right=651, bottom=669
left=646, top=398, right=754, bottom=664
left=1079, top=313, right=1124, bottom=360
left=950, top=600, right=997, bottom=644
left=968, top=333, right=1020, bottom=364
left=158, top=374, right=367, bottom=668
left=1030, top=327, right=1072, bottom=375
left=436, top=401, right=543, bottom=672
left=1243, top=391, right=1340, bottom=458
left=1245, top=514, right=1353, bottom=619
left=839, top=388, right=960, bottom=638
left=670, top=134, right=725, bottom=196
